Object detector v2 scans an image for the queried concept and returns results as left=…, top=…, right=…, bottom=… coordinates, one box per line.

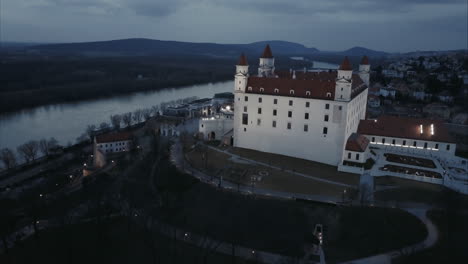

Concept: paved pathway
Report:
left=171, top=140, right=441, bottom=264
left=206, top=144, right=356, bottom=189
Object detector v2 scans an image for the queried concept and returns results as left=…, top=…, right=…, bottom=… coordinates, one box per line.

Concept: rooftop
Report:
left=345, top=133, right=370, bottom=152
left=95, top=131, right=133, bottom=144
left=246, top=71, right=366, bottom=100
left=358, top=115, right=455, bottom=143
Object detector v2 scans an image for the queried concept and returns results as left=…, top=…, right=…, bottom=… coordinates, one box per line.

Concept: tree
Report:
left=151, top=106, right=160, bottom=117
left=17, top=140, right=39, bottom=163
left=0, top=148, right=17, bottom=169
left=142, top=108, right=152, bottom=121
left=133, top=109, right=143, bottom=124
left=122, top=112, right=133, bottom=128
left=110, top=114, right=122, bottom=130
left=39, top=137, right=59, bottom=157
left=99, top=122, right=110, bottom=131
left=86, top=124, right=97, bottom=140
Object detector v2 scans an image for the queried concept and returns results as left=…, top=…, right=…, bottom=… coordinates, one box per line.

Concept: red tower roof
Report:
left=237, top=53, right=248, bottom=65
left=339, top=56, right=352, bottom=70
left=360, top=56, right=369, bottom=65
left=261, top=44, right=273, bottom=58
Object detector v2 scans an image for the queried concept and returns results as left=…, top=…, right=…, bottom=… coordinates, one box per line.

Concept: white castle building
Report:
left=233, top=45, right=369, bottom=166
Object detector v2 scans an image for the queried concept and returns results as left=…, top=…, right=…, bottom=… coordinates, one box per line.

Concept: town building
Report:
left=232, top=46, right=369, bottom=166
left=93, top=131, right=133, bottom=167
left=199, top=105, right=234, bottom=141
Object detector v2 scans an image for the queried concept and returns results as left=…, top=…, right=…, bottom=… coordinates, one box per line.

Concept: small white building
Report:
left=93, top=131, right=133, bottom=168
left=199, top=105, right=234, bottom=140
left=368, top=95, right=380, bottom=108
left=380, top=86, right=397, bottom=98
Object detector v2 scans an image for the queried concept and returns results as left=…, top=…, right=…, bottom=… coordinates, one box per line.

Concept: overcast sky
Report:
left=2, top=0, right=467, bottom=52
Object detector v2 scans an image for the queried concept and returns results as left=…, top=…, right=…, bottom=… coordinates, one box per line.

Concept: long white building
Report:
left=233, top=45, right=369, bottom=166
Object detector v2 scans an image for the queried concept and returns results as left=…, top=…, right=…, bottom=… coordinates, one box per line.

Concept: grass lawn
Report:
left=228, top=147, right=360, bottom=186
left=0, top=217, right=257, bottom=264
left=395, top=209, right=468, bottom=264
left=162, top=172, right=427, bottom=263
left=373, top=176, right=468, bottom=206
left=187, top=146, right=353, bottom=198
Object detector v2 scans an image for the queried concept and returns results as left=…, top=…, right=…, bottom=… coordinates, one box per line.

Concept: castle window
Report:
left=413, top=141, right=417, bottom=147
left=244, top=96, right=248, bottom=102
left=242, top=114, right=248, bottom=125
left=382, top=138, right=385, bottom=144
left=392, top=139, right=395, bottom=145
left=244, top=128, right=246, bottom=132
left=243, top=106, right=247, bottom=112
left=424, top=142, right=428, bottom=149
left=272, top=120, right=276, bottom=127
left=446, top=144, right=450, bottom=151
left=306, top=91, right=311, bottom=96
left=339, top=106, right=342, bottom=110
left=325, top=104, right=330, bottom=110
left=287, top=122, right=291, bottom=129
left=288, top=111, right=292, bottom=118
left=341, top=88, right=343, bottom=91
left=403, top=140, right=406, bottom=146
left=323, top=127, right=328, bottom=134
left=274, top=88, right=279, bottom=93
left=289, top=100, right=293, bottom=106
left=356, top=154, right=360, bottom=160
left=258, top=108, right=262, bottom=114
left=348, top=153, right=351, bottom=159
left=290, top=90, right=295, bottom=95
left=258, top=97, right=262, bottom=103
left=305, top=113, right=309, bottom=120
left=324, top=115, right=329, bottom=122
left=260, top=88, right=264, bottom=92
left=273, top=109, right=277, bottom=116
left=257, top=119, right=261, bottom=126
left=372, top=137, right=375, bottom=142
left=248, top=87, right=252, bottom=91
left=435, top=144, right=439, bottom=149
left=326, top=92, right=332, bottom=98
left=306, top=102, right=310, bottom=108
left=304, top=124, right=308, bottom=132
left=274, top=98, right=278, bottom=104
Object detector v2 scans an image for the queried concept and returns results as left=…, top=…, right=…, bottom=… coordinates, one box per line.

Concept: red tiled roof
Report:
left=346, top=133, right=370, bottom=152
left=339, top=56, right=352, bottom=70
left=238, top=53, right=248, bottom=65
left=261, top=44, right=273, bottom=58
left=246, top=71, right=367, bottom=100
left=357, top=116, right=455, bottom=143
left=360, top=56, right=369, bottom=65
left=96, top=131, right=133, bottom=143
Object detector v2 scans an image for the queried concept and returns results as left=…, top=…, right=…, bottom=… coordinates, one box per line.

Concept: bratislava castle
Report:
left=232, top=45, right=369, bottom=166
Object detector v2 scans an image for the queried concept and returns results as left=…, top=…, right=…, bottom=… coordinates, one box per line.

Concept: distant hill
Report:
left=339, top=46, right=388, bottom=57
left=26, top=38, right=391, bottom=59
left=28, top=38, right=320, bottom=58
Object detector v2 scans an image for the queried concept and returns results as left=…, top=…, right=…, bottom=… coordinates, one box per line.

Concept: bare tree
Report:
left=39, top=139, right=49, bottom=157
left=86, top=124, right=97, bottom=140
left=0, top=148, right=17, bottom=169
left=110, top=114, right=122, bottom=129
left=39, top=137, right=59, bottom=157
left=142, top=108, right=152, bottom=121
left=151, top=106, right=160, bottom=117
left=76, top=133, right=89, bottom=144
left=133, top=109, right=143, bottom=124
left=122, top=112, right=133, bottom=127
left=99, top=122, right=110, bottom=131
left=17, top=140, right=39, bottom=163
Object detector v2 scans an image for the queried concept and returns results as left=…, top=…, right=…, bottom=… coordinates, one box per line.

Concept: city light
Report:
left=420, top=124, right=423, bottom=134
left=430, top=124, right=434, bottom=135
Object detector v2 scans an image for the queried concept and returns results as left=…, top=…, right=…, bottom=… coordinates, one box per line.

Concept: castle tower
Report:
left=235, top=53, right=249, bottom=93
left=258, top=44, right=275, bottom=77
left=335, top=56, right=353, bottom=101
left=359, top=56, right=370, bottom=86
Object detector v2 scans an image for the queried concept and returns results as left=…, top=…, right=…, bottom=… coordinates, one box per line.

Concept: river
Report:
left=0, top=61, right=337, bottom=153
